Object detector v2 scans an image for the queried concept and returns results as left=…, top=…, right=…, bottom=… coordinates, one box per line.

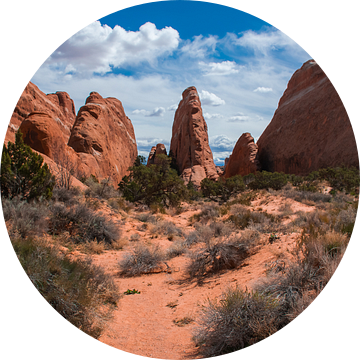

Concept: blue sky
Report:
left=31, top=0, right=311, bottom=165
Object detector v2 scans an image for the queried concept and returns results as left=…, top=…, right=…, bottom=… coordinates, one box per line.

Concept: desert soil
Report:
left=78, top=194, right=315, bottom=359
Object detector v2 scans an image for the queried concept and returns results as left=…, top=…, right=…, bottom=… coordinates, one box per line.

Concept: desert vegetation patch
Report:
left=2, top=132, right=358, bottom=357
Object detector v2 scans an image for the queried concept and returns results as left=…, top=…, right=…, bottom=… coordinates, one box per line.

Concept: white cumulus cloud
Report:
left=148, top=107, right=166, bottom=117
left=199, top=60, right=240, bottom=76
left=180, top=35, right=217, bottom=58
left=45, top=21, right=180, bottom=76
left=199, top=90, right=225, bottom=106
left=235, top=28, right=305, bottom=56
left=132, top=107, right=166, bottom=117
left=209, top=135, right=235, bottom=151
left=132, top=109, right=149, bottom=116
left=254, top=87, right=273, bottom=93
left=228, top=114, right=251, bottom=122
left=203, top=113, right=224, bottom=120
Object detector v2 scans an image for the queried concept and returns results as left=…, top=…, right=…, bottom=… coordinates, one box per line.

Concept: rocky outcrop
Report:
left=257, top=60, right=359, bottom=174
left=147, top=143, right=167, bottom=166
left=224, top=133, right=260, bottom=178
left=6, top=82, right=76, bottom=143
left=170, top=86, right=218, bottom=185
left=68, top=92, right=137, bottom=184
left=19, top=112, right=67, bottom=159
left=7, top=84, right=138, bottom=185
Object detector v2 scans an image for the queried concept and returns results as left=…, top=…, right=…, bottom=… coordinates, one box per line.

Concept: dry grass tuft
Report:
left=193, top=287, right=279, bottom=356
left=11, top=235, right=119, bottom=339
left=186, top=236, right=251, bottom=279
left=118, top=243, right=165, bottom=277
left=150, top=220, right=184, bottom=240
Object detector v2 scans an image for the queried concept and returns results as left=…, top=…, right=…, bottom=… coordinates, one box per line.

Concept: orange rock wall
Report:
left=257, top=60, right=359, bottom=174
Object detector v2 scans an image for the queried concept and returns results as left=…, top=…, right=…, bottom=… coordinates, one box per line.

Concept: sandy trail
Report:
left=88, top=196, right=315, bottom=359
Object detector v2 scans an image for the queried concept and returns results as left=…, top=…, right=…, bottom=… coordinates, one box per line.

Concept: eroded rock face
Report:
left=68, top=92, right=137, bottom=184
left=147, top=144, right=167, bottom=165
left=224, top=133, right=260, bottom=178
left=257, top=60, right=359, bottom=174
left=19, top=112, right=67, bottom=159
left=170, top=86, right=218, bottom=185
left=6, top=82, right=76, bottom=143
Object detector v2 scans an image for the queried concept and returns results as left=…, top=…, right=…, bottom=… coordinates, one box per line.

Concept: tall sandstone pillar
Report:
left=170, top=86, right=218, bottom=186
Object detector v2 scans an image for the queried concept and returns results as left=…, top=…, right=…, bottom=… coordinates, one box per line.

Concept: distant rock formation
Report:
left=7, top=84, right=138, bottom=185
left=6, top=82, right=76, bottom=144
left=68, top=92, right=137, bottom=184
left=147, top=143, right=167, bottom=166
left=257, top=60, right=359, bottom=174
left=224, top=133, right=260, bottom=178
left=170, top=86, right=218, bottom=186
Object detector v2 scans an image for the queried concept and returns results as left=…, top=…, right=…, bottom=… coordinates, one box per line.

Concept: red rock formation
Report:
left=170, top=86, right=218, bottom=185
left=216, top=166, right=224, bottom=176
left=32, top=149, right=87, bottom=191
left=19, top=112, right=67, bottom=159
left=6, top=82, right=76, bottom=143
left=147, top=144, right=167, bottom=166
left=147, top=146, right=156, bottom=166
left=257, top=60, right=359, bottom=174
left=224, top=133, right=260, bottom=178
left=68, top=92, right=137, bottom=184
left=19, top=111, right=85, bottom=178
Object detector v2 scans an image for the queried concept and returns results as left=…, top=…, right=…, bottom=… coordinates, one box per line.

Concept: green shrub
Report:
left=305, top=170, right=320, bottom=181
left=200, top=178, right=221, bottom=200
left=186, top=180, right=202, bottom=201
left=1, top=130, right=55, bottom=200
left=200, top=175, right=245, bottom=202
left=242, top=173, right=255, bottom=185
left=297, top=182, right=319, bottom=193
left=288, top=174, right=304, bottom=186
left=319, top=166, right=359, bottom=194
left=119, top=154, right=187, bottom=208
left=248, top=171, right=288, bottom=191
